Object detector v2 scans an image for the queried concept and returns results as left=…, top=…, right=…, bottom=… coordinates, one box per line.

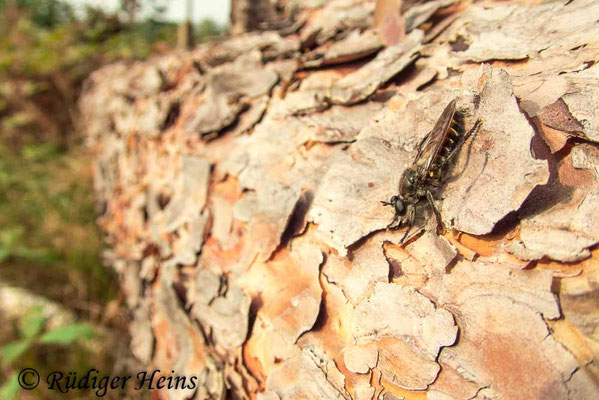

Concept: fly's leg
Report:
left=387, top=213, right=401, bottom=229
left=445, top=118, right=483, bottom=181
left=426, top=190, right=445, bottom=234
left=382, top=200, right=400, bottom=229
left=446, top=118, right=482, bottom=162
left=399, top=205, right=416, bottom=243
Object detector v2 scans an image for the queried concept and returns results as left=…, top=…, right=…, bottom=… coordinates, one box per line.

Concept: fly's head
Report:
left=382, top=195, right=407, bottom=217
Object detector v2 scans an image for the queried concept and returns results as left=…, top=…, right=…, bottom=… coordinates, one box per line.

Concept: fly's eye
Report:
left=408, top=173, right=415, bottom=184
left=394, top=199, right=406, bottom=216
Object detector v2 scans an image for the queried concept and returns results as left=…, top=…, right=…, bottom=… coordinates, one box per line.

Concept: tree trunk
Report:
left=230, top=0, right=283, bottom=34
left=177, top=0, right=193, bottom=50
left=80, top=0, right=599, bottom=398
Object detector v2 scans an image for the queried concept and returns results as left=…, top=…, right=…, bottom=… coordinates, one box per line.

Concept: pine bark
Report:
left=80, top=0, right=599, bottom=399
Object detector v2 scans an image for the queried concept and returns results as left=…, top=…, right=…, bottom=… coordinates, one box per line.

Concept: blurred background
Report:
left=0, top=1, right=225, bottom=398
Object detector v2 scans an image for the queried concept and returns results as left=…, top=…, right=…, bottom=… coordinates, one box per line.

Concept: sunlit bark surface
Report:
left=80, top=0, right=599, bottom=398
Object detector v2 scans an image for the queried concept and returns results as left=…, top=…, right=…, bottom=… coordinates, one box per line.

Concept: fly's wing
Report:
left=412, top=99, right=456, bottom=175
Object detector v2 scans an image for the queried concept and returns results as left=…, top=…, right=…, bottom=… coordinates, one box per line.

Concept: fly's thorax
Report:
left=398, top=167, right=421, bottom=203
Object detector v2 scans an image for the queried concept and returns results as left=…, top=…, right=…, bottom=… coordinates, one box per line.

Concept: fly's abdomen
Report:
left=427, top=112, right=465, bottom=185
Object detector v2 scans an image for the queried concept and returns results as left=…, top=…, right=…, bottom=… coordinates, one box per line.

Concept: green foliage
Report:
left=39, top=323, right=94, bottom=345
left=0, top=372, right=20, bottom=400
left=19, top=306, right=45, bottom=338
left=195, top=18, right=223, bottom=43
left=0, top=311, right=95, bottom=360
left=0, top=307, right=95, bottom=399
left=0, top=0, right=178, bottom=145
left=1, top=339, right=32, bottom=366
left=0, top=0, right=76, bottom=28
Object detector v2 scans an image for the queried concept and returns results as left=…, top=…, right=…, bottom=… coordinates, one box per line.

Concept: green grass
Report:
left=0, top=141, right=113, bottom=303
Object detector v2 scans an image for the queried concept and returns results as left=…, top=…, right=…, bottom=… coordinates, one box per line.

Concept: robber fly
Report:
left=381, top=99, right=482, bottom=242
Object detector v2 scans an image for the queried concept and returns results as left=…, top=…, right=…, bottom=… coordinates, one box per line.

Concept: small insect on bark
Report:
left=381, top=99, right=482, bottom=242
